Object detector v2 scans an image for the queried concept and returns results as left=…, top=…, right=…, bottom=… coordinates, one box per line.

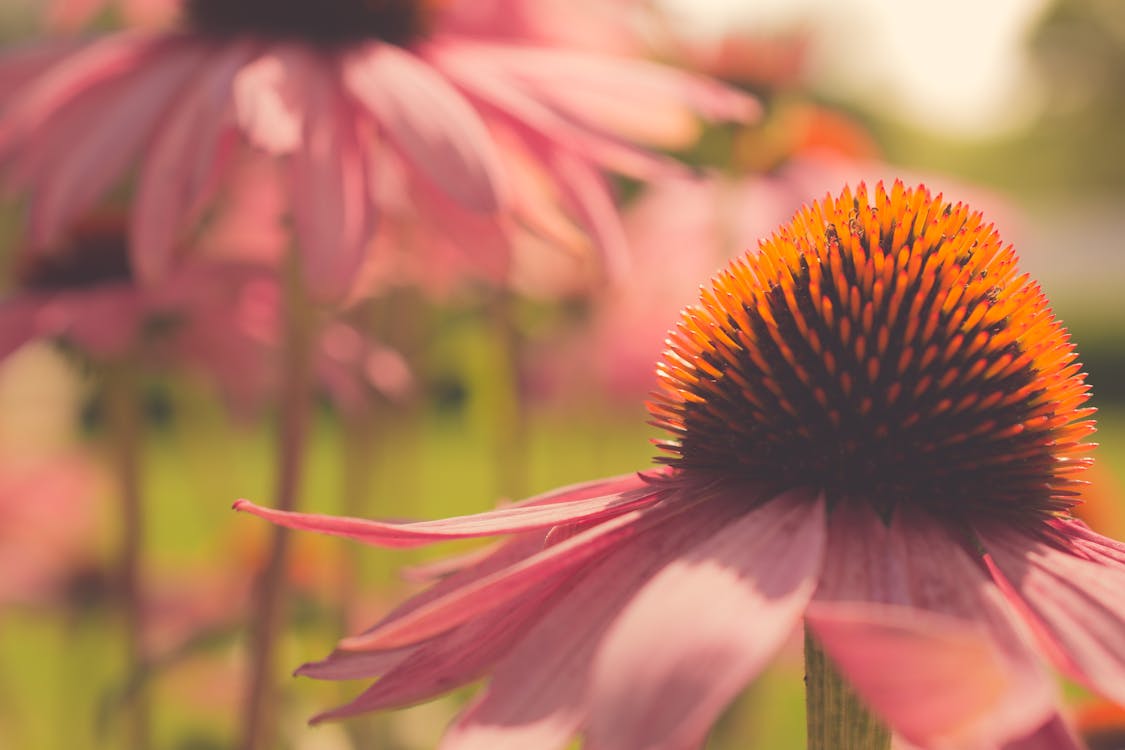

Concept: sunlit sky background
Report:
left=662, top=0, right=1052, bottom=137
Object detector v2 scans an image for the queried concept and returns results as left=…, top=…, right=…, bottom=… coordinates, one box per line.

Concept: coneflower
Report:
left=237, top=182, right=1120, bottom=749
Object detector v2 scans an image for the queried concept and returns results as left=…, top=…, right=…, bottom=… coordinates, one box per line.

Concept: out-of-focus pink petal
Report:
left=8, top=40, right=202, bottom=249
left=345, top=43, right=504, bottom=212
left=0, top=298, right=44, bottom=361
left=547, top=149, right=629, bottom=282
left=232, top=477, right=659, bottom=548
left=0, top=33, right=156, bottom=142
left=132, top=41, right=254, bottom=282
left=429, top=39, right=686, bottom=179
left=289, top=56, right=376, bottom=302
left=1002, top=712, right=1084, bottom=750
left=980, top=524, right=1125, bottom=705
left=448, top=43, right=758, bottom=147
left=584, top=490, right=824, bottom=750
left=232, top=51, right=303, bottom=154
left=809, top=506, right=1055, bottom=748
left=0, top=40, right=85, bottom=102
left=442, top=487, right=747, bottom=750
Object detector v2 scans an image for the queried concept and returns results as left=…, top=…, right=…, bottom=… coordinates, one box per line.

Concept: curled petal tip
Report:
left=231, top=498, right=251, bottom=511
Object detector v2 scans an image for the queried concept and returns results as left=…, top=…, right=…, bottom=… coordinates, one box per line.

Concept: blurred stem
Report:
left=104, top=362, right=150, bottom=750
left=805, top=628, right=890, bottom=750
left=239, top=257, right=317, bottom=750
left=488, top=290, right=528, bottom=500
left=336, top=407, right=376, bottom=636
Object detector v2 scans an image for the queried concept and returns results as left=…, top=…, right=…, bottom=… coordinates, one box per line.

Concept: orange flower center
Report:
left=185, top=0, right=435, bottom=46
left=649, top=182, right=1095, bottom=521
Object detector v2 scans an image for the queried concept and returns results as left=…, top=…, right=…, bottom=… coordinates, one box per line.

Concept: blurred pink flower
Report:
left=236, top=184, right=1119, bottom=749
left=0, top=454, right=103, bottom=607
left=0, top=0, right=755, bottom=301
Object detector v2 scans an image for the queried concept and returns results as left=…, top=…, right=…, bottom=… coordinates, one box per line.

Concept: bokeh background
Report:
left=1, top=0, right=1124, bottom=748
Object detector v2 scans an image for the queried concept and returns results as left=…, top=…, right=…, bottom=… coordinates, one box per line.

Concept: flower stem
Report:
left=104, top=363, right=150, bottom=750
left=238, top=263, right=316, bottom=750
left=488, top=290, right=528, bottom=499
left=805, top=627, right=891, bottom=750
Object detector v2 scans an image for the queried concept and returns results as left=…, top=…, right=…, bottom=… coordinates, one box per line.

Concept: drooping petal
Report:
left=232, top=50, right=304, bottom=154
left=299, top=532, right=550, bottom=681
left=1048, top=517, right=1125, bottom=566
left=441, top=487, right=749, bottom=750
left=547, top=148, right=630, bottom=282
left=980, top=524, right=1125, bottom=705
left=429, top=38, right=687, bottom=179
left=345, top=43, right=504, bottom=212
left=0, top=297, right=45, bottom=361
left=338, top=506, right=657, bottom=650
left=1002, top=712, right=1084, bottom=750
left=313, top=573, right=559, bottom=720
left=443, top=43, right=759, bottom=147
left=132, top=41, right=256, bottom=282
left=8, top=39, right=202, bottom=248
left=232, top=474, right=658, bottom=548
left=808, top=505, right=1055, bottom=749
left=583, top=489, right=825, bottom=750
left=288, top=53, right=376, bottom=302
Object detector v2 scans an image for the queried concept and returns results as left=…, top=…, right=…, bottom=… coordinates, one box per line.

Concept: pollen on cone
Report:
left=649, top=181, right=1094, bottom=521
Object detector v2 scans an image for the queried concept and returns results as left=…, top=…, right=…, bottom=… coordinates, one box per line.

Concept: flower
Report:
left=0, top=0, right=755, bottom=301
left=0, top=211, right=269, bottom=385
left=235, top=182, right=1121, bottom=749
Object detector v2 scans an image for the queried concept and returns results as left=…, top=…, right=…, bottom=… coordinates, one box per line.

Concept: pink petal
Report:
left=1002, top=712, right=1083, bottom=750
left=338, top=506, right=656, bottom=650
left=445, top=43, right=759, bottom=147
left=583, top=489, right=825, bottom=750
left=1049, top=517, right=1125, bottom=565
left=980, top=524, right=1125, bottom=705
left=300, top=532, right=551, bottom=680
left=0, top=39, right=84, bottom=101
left=232, top=50, right=303, bottom=154
left=808, top=506, right=1055, bottom=748
left=288, top=56, right=376, bottom=302
left=313, top=573, right=559, bottom=721
left=0, top=33, right=158, bottom=143
left=442, top=487, right=750, bottom=750
left=547, top=148, right=629, bottom=282
left=345, top=43, right=504, bottom=212
left=428, top=39, right=686, bottom=179
left=0, top=297, right=45, bottom=361
left=231, top=474, right=658, bottom=548
left=132, top=41, right=255, bottom=282
left=8, top=39, right=202, bottom=248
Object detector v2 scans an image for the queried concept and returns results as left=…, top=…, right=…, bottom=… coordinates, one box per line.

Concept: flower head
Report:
left=0, top=0, right=755, bottom=301
left=236, top=183, right=1122, bottom=749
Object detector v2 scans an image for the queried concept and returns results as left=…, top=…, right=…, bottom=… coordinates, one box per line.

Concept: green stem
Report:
left=238, top=261, right=317, bottom=750
left=805, top=627, right=891, bottom=750
left=104, top=363, right=150, bottom=750
left=488, top=290, right=528, bottom=500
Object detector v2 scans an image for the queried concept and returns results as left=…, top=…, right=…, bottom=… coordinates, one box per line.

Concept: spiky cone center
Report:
left=185, top=0, right=442, bottom=46
left=649, top=182, right=1095, bottom=522
left=15, top=212, right=133, bottom=291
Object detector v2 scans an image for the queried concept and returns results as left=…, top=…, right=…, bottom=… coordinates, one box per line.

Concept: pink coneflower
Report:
left=0, top=0, right=754, bottom=301
left=237, top=182, right=1124, bottom=749
left=0, top=211, right=270, bottom=388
